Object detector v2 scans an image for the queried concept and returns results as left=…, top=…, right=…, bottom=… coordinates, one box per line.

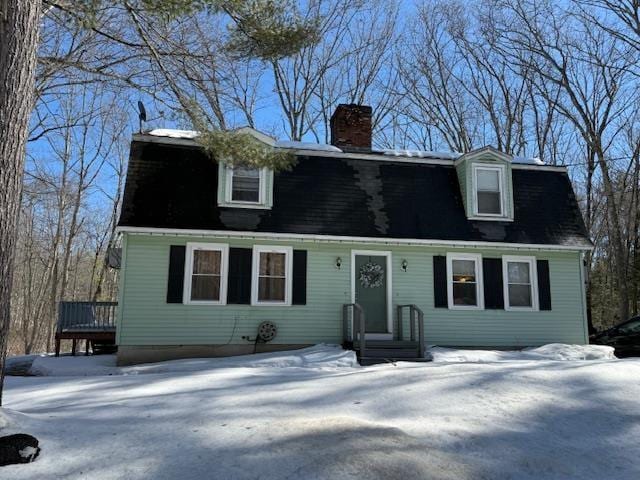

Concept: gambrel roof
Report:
left=118, top=135, right=592, bottom=249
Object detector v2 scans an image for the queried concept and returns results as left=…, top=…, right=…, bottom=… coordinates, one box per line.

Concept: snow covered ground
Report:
left=25, top=344, right=357, bottom=376
left=1, top=345, right=639, bottom=479
left=429, top=343, right=616, bottom=363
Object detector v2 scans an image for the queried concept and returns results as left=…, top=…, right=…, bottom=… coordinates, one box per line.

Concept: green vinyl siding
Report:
left=117, top=233, right=588, bottom=347
left=456, top=161, right=468, bottom=215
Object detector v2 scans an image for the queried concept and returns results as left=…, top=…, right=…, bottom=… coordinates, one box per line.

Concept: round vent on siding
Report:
left=257, top=321, right=277, bottom=342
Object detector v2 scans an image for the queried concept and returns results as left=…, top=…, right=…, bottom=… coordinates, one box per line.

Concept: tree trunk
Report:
left=0, top=0, right=42, bottom=406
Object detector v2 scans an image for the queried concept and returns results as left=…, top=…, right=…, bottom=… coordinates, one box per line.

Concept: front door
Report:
left=354, top=254, right=389, bottom=334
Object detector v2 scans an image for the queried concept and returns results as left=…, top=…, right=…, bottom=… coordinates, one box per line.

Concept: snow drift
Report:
left=429, top=343, right=615, bottom=363
left=27, top=344, right=358, bottom=377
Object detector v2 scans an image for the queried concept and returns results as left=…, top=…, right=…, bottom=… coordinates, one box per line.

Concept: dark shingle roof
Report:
left=118, top=141, right=591, bottom=248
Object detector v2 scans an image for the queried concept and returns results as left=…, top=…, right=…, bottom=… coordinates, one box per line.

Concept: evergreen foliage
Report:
left=197, top=129, right=297, bottom=170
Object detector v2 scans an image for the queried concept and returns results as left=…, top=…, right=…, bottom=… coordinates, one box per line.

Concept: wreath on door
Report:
left=359, top=261, right=384, bottom=288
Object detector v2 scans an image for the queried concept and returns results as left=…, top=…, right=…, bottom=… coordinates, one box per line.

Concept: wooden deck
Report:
left=55, top=301, right=117, bottom=356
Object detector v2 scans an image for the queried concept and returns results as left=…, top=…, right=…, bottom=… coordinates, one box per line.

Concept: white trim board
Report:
left=350, top=250, right=393, bottom=338
left=251, top=245, right=293, bottom=306
left=453, top=145, right=512, bottom=166
left=116, top=226, right=594, bottom=252
left=446, top=252, right=484, bottom=310
left=183, top=242, right=229, bottom=305
left=502, top=255, right=539, bottom=311
left=471, top=163, right=508, bottom=218
left=221, top=165, right=268, bottom=207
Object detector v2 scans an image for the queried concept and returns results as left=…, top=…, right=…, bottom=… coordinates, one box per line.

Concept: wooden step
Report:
left=359, top=356, right=431, bottom=366
left=363, top=340, right=420, bottom=348
left=359, top=348, right=420, bottom=358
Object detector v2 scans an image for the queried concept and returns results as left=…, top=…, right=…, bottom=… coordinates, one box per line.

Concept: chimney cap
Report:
left=330, top=103, right=372, bottom=119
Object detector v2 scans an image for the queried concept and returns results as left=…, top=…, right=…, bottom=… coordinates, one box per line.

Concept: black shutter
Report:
left=292, top=250, right=307, bottom=305
left=167, top=245, right=186, bottom=303
left=537, top=259, right=552, bottom=310
left=227, top=248, right=252, bottom=304
left=433, top=255, right=448, bottom=308
left=483, top=258, right=504, bottom=309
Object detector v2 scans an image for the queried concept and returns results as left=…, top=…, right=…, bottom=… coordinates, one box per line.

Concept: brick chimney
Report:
left=330, top=104, right=372, bottom=152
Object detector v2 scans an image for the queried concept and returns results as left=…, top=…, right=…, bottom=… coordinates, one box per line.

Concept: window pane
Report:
left=231, top=175, right=260, bottom=202
left=508, top=284, right=532, bottom=307
left=258, top=277, right=285, bottom=301
left=191, top=275, right=221, bottom=301
left=233, top=166, right=260, bottom=178
left=193, top=250, right=221, bottom=275
left=260, top=252, right=285, bottom=276
left=620, top=320, right=640, bottom=334
left=508, top=262, right=530, bottom=283
left=453, top=283, right=477, bottom=306
left=477, top=169, right=500, bottom=191
left=452, top=259, right=476, bottom=282
left=477, top=191, right=501, bottom=214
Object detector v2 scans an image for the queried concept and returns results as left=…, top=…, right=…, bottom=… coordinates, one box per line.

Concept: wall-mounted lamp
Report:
left=336, top=257, right=343, bottom=270
left=401, top=259, right=408, bottom=272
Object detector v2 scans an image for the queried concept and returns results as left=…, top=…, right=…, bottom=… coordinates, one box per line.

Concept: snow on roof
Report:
left=148, top=129, right=199, bottom=139
left=382, top=148, right=461, bottom=160
left=145, top=130, right=547, bottom=165
left=274, top=140, right=342, bottom=152
left=146, top=129, right=343, bottom=152
left=512, top=156, right=545, bottom=165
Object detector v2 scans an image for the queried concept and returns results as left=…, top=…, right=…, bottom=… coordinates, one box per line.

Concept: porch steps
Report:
left=352, top=340, right=431, bottom=366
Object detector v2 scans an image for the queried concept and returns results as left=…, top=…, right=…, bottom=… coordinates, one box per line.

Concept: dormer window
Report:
left=473, top=165, right=505, bottom=217
left=217, top=162, right=273, bottom=209
left=217, top=163, right=273, bottom=209
left=229, top=166, right=262, bottom=203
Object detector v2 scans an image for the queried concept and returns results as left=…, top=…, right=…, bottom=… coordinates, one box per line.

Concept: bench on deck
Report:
left=55, top=301, right=117, bottom=356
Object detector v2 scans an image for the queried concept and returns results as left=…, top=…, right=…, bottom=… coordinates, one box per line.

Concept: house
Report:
left=115, top=104, right=592, bottom=365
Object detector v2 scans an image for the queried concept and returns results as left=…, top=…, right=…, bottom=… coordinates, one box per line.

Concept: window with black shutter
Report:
left=537, top=259, right=552, bottom=310
left=483, top=258, right=504, bottom=309
left=433, top=256, right=448, bottom=308
left=166, top=245, right=186, bottom=303
left=292, top=250, right=307, bottom=305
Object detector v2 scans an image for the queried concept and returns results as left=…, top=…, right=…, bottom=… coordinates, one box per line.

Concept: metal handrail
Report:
left=396, top=304, right=425, bottom=358
left=342, top=303, right=366, bottom=358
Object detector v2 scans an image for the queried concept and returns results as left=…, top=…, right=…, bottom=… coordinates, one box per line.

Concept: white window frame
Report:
left=502, top=255, right=539, bottom=311
left=446, top=252, right=484, bottom=310
left=472, top=164, right=506, bottom=217
left=183, top=242, right=229, bottom=305
left=251, top=245, right=293, bottom=306
left=225, top=165, right=267, bottom=206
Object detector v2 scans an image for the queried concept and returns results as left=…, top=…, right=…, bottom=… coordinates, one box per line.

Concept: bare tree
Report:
left=11, top=82, right=125, bottom=356
left=491, top=0, right=638, bottom=322
left=395, top=2, right=477, bottom=152
left=269, top=0, right=398, bottom=141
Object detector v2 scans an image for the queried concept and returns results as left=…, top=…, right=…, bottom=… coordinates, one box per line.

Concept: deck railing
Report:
left=342, top=303, right=366, bottom=357
left=396, top=304, right=425, bottom=357
left=57, top=301, right=117, bottom=332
